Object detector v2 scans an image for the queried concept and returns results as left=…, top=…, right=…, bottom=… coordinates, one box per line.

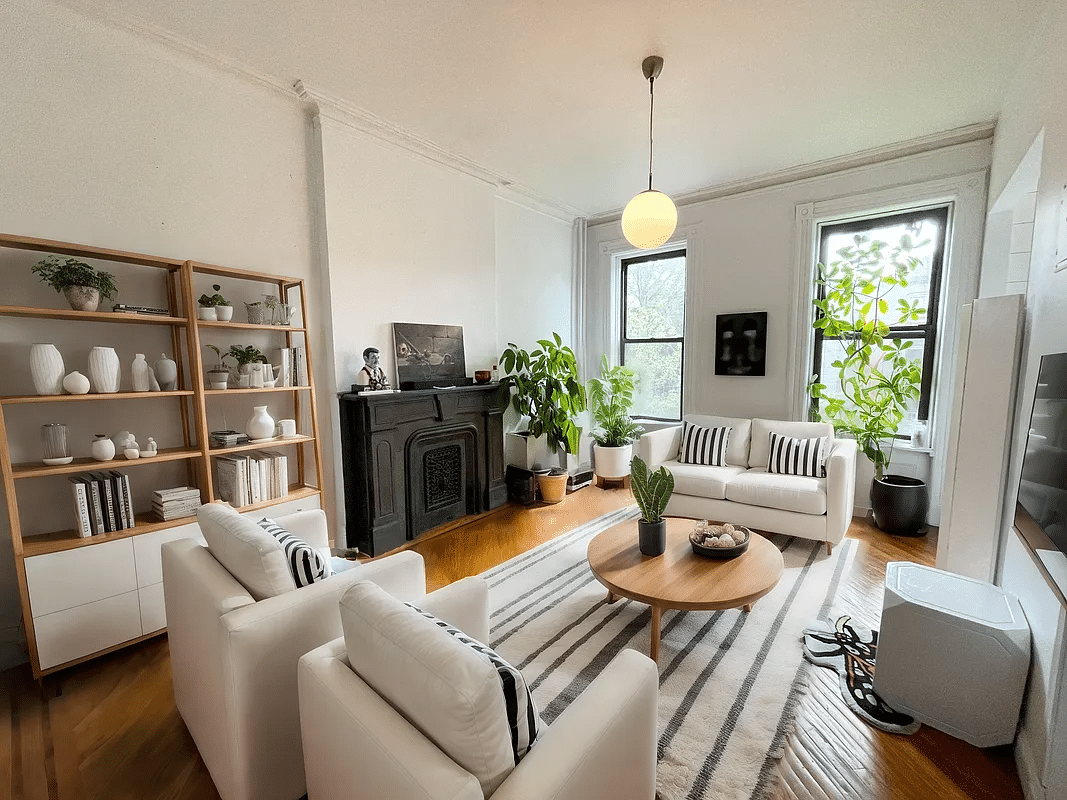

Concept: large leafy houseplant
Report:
left=31, top=256, right=117, bottom=311
left=808, top=232, right=927, bottom=478
left=499, top=333, right=587, bottom=456
left=587, top=355, right=643, bottom=447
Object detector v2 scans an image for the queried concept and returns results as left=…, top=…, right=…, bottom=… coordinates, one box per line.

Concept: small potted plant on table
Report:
left=588, top=356, right=643, bottom=483
left=31, top=256, right=118, bottom=312
left=630, top=455, right=674, bottom=556
left=198, top=285, right=233, bottom=321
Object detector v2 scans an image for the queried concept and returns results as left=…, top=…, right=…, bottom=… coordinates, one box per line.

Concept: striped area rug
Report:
left=482, top=506, right=856, bottom=800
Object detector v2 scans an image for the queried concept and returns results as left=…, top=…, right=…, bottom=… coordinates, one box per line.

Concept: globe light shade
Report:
left=622, top=190, right=678, bottom=249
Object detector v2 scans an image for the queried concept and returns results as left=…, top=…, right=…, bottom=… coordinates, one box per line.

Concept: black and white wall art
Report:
left=715, top=312, right=768, bottom=376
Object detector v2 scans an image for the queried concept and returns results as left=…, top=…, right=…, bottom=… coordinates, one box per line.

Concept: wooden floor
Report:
left=0, top=485, right=1024, bottom=799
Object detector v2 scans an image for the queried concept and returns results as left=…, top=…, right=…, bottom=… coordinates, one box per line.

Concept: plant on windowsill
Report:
left=807, top=230, right=929, bottom=536
left=499, top=333, right=587, bottom=470
left=587, top=355, right=643, bottom=481
left=630, top=455, right=674, bottom=556
left=31, top=256, right=118, bottom=313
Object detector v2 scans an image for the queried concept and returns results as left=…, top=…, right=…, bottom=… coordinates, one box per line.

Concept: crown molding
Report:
left=294, top=81, right=585, bottom=223
left=588, top=121, right=997, bottom=225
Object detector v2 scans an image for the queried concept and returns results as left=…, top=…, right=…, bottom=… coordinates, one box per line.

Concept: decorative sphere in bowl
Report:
left=689, top=521, right=751, bottom=559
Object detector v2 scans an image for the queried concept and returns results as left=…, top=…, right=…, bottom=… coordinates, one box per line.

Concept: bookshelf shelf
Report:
left=0, top=233, right=324, bottom=677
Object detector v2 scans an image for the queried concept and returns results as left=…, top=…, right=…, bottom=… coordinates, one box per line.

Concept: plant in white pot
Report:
left=31, top=256, right=117, bottom=312
left=587, top=355, right=643, bottom=481
left=499, top=333, right=587, bottom=472
left=808, top=230, right=928, bottom=536
left=204, top=345, right=232, bottom=389
left=198, top=285, right=232, bottom=321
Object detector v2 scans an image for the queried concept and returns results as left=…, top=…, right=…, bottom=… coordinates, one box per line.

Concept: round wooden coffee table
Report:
left=587, top=517, right=785, bottom=663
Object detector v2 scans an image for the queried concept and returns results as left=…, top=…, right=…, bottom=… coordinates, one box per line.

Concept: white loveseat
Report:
left=162, top=503, right=427, bottom=800
left=638, top=415, right=857, bottom=553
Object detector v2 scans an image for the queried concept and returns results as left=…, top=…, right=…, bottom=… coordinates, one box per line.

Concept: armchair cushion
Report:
left=340, top=581, right=536, bottom=797
left=257, top=517, right=332, bottom=587
left=197, top=502, right=296, bottom=600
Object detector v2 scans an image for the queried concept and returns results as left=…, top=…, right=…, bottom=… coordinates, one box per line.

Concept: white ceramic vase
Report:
left=216, top=305, right=234, bottom=321
left=154, top=354, right=177, bottom=391
left=91, top=434, right=116, bottom=461
left=88, top=346, right=120, bottom=393
left=131, top=353, right=152, bottom=392
left=62, top=370, right=91, bottom=394
left=30, top=344, right=65, bottom=395
left=245, top=406, right=275, bottom=440
left=197, top=306, right=217, bottom=321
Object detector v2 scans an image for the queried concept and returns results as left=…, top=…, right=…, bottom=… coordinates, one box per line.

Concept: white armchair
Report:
left=298, top=577, right=660, bottom=800
left=162, top=503, right=426, bottom=800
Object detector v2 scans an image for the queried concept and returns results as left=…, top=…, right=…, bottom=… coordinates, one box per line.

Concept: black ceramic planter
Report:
left=871, top=475, right=929, bottom=536
left=638, top=519, right=666, bottom=556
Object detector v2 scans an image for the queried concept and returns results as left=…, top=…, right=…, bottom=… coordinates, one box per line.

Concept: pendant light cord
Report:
left=647, top=75, right=655, bottom=192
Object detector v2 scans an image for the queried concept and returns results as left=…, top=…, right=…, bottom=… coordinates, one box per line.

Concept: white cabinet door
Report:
left=138, top=584, right=166, bottom=634
left=34, top=590, right=142, bottom=670
left=133, top=523, right=204, bottom=587
left=24, top=538, right=137, bottom=617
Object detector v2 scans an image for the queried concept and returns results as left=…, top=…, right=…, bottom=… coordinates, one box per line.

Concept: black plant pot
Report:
left=871, top=475, right=929, bottom=537
left=638, top=519, right=666, bottom=556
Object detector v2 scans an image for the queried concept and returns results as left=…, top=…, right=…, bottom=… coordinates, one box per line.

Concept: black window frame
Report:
left=620, top=247, right=687, bottom=422
left=812, top=205, right=949, bottom=427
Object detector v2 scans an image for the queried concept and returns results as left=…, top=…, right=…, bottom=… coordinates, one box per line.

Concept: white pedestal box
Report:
left=873, top=562, right=1031, bottom=748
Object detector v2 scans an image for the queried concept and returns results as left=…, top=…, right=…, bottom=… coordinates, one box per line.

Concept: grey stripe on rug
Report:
left=482, top=507, right=855, bottom=800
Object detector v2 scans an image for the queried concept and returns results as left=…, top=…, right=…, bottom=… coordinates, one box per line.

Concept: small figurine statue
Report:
left=123, top=435, right=140, bottom=460
left=354, top=347, right=391, bottom=391
left=143, top=437, right=158, bottom=457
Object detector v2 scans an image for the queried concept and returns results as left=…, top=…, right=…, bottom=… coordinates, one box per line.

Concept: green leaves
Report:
left=587, top=355, right=641, bottom=446
left=630, top=456, right=674, bottom=523
left=31, top=256, right=118, bottom=301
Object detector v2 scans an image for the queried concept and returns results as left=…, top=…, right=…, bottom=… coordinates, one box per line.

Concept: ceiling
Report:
left=71, top=0, right=1047, bottom=217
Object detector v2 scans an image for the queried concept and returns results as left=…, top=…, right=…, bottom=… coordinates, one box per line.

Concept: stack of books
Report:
left=152, top=487, right=203, bottom=521
left=216, top=450, right=290, bottom=507
left=211, top=430, right=250, bottom=448
left=273, top=346, right=309, bottom=387
left=69, top=471, right=135, bottom=537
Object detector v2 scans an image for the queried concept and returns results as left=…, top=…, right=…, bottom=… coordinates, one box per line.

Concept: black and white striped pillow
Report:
left=767, top=433, right=828, bottom=477
left=679, top=421, right=731, bottom=466
left=405, top=603, right=542, bottom=764
left=257, top=518, right=332, bottom=587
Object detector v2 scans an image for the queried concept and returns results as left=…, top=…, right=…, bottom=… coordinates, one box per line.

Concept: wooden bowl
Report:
left=690, top=524, right=751, bottom=560
left=474, top=370, right=491, bottom=383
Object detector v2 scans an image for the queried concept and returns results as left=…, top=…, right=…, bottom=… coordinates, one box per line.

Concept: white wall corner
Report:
left=790, top=202, right=817, bottom=420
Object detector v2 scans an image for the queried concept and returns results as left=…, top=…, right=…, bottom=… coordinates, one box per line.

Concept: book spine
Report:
left=109, top=472, right=127, bottom=529
left=248, top=457, right=261, bottom=505
left=275, top=347, right=291, bottom=388
left=237, top=457, right=249, bottom=507
left=88, top=478, right=106, bottom=535
left=294, top=346, right=308, bottom=387
left=279, top=453, right=288, bottom=496
left=69, top=478, right=92, bottom=538
left=216, top=458, right=238, bottom=505
left=121, top=472, right=135, bottom=526
left=99, top=473, right=116, bottom=532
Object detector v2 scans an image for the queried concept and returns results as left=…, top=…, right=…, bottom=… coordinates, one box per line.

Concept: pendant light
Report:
left=622, top=55, right=677, bottom=249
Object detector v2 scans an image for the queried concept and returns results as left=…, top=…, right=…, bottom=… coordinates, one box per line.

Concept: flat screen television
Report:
left=1017, top=352, right=1067, bottom=554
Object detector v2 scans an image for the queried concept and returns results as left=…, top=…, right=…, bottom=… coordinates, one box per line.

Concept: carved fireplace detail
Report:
left=338, top=385, right=507, bottom=555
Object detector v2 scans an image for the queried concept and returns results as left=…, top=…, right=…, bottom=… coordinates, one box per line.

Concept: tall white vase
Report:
left=88, top=346, right=120, bottom=393
left=30, top=344, right=65, bottom=395
left=131, top=353, right=151, bottom=392
left=246, top=406, right=275, bottom=440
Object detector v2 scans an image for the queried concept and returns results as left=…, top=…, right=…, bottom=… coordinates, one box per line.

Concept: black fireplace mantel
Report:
left=338, top=384, right=508, bottom=555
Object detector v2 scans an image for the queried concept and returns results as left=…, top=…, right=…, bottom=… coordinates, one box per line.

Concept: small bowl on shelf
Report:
left=690, top=522, right=751, bottom=560
left=474, top=370, right=491, bottom=384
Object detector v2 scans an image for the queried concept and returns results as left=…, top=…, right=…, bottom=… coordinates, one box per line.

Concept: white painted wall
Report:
left=0, top=0, right=325, bottom=671
left=983, top=3, right=1067, bottom=797
left=585, top=141, right=991, bottom=515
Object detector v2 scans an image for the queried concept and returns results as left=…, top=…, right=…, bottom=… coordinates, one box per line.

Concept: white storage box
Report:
left=873, top=561, right=1030, bottom=747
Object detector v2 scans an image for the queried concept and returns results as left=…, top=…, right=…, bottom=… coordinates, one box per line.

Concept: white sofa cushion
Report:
left=685, top=414, right=752, bottom=467
left=725, top=468, right=828, bottom=515
left=197, top=502, right=296, bottom=600
left=662, top=460, right=745, bottom=500
left=750, top=418, right=834, bottom=470
left=340, top=580, right=527, bottom=797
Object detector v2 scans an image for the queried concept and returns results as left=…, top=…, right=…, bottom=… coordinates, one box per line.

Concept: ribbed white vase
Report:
left=88, top=346, right=120, bottom=393
left=30, top=344, right=65, bottom=395
left=131, top=353, right=151, bottom=392
left=245, top=406, right=275, bottom=440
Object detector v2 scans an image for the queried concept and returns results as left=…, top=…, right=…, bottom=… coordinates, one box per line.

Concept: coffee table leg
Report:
left=650, top=605, right=662, bottom=664
left=743, top=603, right=753, bottom=612
left=606, top=590, right=618, bottom=604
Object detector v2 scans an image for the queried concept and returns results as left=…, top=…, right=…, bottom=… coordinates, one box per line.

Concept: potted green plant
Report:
left=536, top=466, right=569, bottom=504
left=31, top=256, right=117, bottom=312
left=204, top=345, right=232, bottom=389
left=499, top=333, right=587, bottom=470
left=808, top=231, right=928, bottom=535
left=228, top=344, right=266, bottom=387
left=198, top=284, right=233, bottom=321
left=587, top=355, right=643, bottom=481
left=630, top=455, right=674, bottom=556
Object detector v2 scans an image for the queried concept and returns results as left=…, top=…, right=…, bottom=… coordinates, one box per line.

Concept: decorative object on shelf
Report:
left=111, top=303, right=168, bottom=316
left=535, top=467, right=569, bottom=504
left=153, top=353, right=177, bottom=391
left=621, top=55, right=677, bottom=250
left=198, top=284, right=232, bottom=321
left=131, top=353, right=152, bottom=392
left=142, top=437, right=157, bottom=457
left=355, top=346, right=391, bottom=391
left=62, top=370, right=90, bottom=394
left=41, top=423, right=72, bottom=465
left=474, top=370, right=491, bottom=384
left=261, top=364, right=278, bottom=388
left=278, top=418, right=297, bottom=438
left=245, top=301, right=266, bottom=325
left=246, top=405, right=276, bottom=441
left=88, top=346, right=120, bottom=393
left=630, top=455, right=674, bottom=556
left=30, top=255, right=118, bottom=312
left=113, top=431, right=132, bottom=450
left=273, top=302, right=295, bottom=326
left=394, top=323, right=466, bottom=389
left=249, top=362, right=265, bottom=388
left=262, top=294, right=278, bottom=324
left=123, top=434, right=140, bottom=460
left=491, top=363, right=499, bottom=383
left=204, top=345, right=231, bottom=389
left=715, top=312, right=768, bottom=376
left=30, top=343, right=65, bottom=395
left=198, top=305, right=217, bottom=321
left=91, top=433, right=116, bottom=462
left=149, top=367, right=160, bottom=391
left=588, top=355, right=642, bottom=481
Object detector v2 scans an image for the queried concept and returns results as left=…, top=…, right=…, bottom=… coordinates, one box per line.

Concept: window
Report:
left=812, top=206, right=948, bottom=437
left=621, top=248, right=686, bottom=420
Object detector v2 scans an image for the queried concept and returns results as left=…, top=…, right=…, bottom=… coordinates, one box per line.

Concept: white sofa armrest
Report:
left=416, top=577, right=490, bottom=644
left=638, top=424, right=682, bottom=468
left=299, top=640, right=483, bottom=800
left=493, top=648, right=659, bottom=800
left=825, top=438, right=858, bottom=545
